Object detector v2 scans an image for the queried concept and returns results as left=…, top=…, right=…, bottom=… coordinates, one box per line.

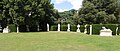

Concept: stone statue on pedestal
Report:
left=84, top=24, right=87, bottom=34
left=47, top=24, right=49, bottom=31
left=76, top=24, right=80, bottom=32
left=58, top=24, right=60, bottom=32
left=67, top=24, right=70, bottom=32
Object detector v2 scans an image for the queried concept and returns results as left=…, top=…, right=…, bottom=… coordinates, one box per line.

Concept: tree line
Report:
left=0, top=0, right=59, bottom=31
left=0, top=0, right=120, bottom=31
left=58, top=0, right=120, bottom=25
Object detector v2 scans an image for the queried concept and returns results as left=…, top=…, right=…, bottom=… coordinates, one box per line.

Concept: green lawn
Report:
left=0, top=32, right=120, bottom=51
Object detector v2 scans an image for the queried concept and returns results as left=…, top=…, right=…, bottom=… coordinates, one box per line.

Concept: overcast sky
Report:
left=51, top=0, right=83, bottom=12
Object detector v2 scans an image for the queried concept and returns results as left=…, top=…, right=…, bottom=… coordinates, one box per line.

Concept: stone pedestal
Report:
left=67, top=24, right=70, bottom=32
left=100, top=27, right=112, bottom=36
left=76, top=24, right=80, bottom=32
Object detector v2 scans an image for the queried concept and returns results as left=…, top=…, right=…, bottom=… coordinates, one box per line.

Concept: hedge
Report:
left=50, top=25, right=85, bottom=32
left=80, top=25, right=85, bottom=32
left=61, top=25, right=68, bottom=31
left=117, top=25, right=120, bottom=35
left=70, top=25, right=77, bottom=32
left=92, top=24, right=103, bottom=35
left=50, top=25, right=57, bottom=31
left=8, top=24, right=17, bottom=32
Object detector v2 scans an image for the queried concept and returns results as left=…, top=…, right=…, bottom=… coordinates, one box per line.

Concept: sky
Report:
left=51, top=0, right=83, bottom=12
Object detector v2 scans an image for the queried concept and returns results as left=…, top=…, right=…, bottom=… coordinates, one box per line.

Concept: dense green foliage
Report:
left=50, top=25, right=57, bottom=31
left=53, top=0, right=120, bottom=25
left=8, top=24, right=17, bottom=32
left=92, top=24, right=102, bottom=35
left=19, top=25, right=27, bottom=32
left=70, top=25, right=77, bottom=32
left=0, top=0, right=120, bottom=32
left=57, top=9, right=77, bottom=24
left=61, top=25, right=68, bottom=31
left=0, top=0, right=57, bottom=31
left=78, top=0, right=119, bottom=24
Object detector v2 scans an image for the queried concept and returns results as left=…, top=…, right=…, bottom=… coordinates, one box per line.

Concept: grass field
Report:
left=0, top=32, right=120, bottom=51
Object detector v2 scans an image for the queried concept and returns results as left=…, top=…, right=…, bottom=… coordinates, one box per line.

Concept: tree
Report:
left=58, top=9, right=77, bottom=24
left=116, top=0, right=120, bottom=23
left=0, top=0, right=55, bottom=32
left=78, top=0, right=118, bottom=24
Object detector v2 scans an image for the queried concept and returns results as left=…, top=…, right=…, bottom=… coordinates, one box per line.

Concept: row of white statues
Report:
left=56, top=24, right=88, bottom=33
left=2, top=23, right=115, bottom=36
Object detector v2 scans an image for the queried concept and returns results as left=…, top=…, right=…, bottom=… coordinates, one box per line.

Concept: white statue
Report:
left=67, top=24, right=70, bottom=32
left=90, top=25, right=92, bottom=35
left=76, top=24, right=80, bottom=32
left=116, top=27, right=118, bottom=36
left=58, top=24, right=60, bottom=31
left=100, top=27, right=112, bottom=36
left=3, top=26, right=10, bottom=33
left=17, top=26, right=19, bottom=33
left=47, top=23, right=49, bottom=31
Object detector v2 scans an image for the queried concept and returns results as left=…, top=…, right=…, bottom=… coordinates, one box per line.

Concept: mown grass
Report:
left=0, top=32, right=120, bottom=51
